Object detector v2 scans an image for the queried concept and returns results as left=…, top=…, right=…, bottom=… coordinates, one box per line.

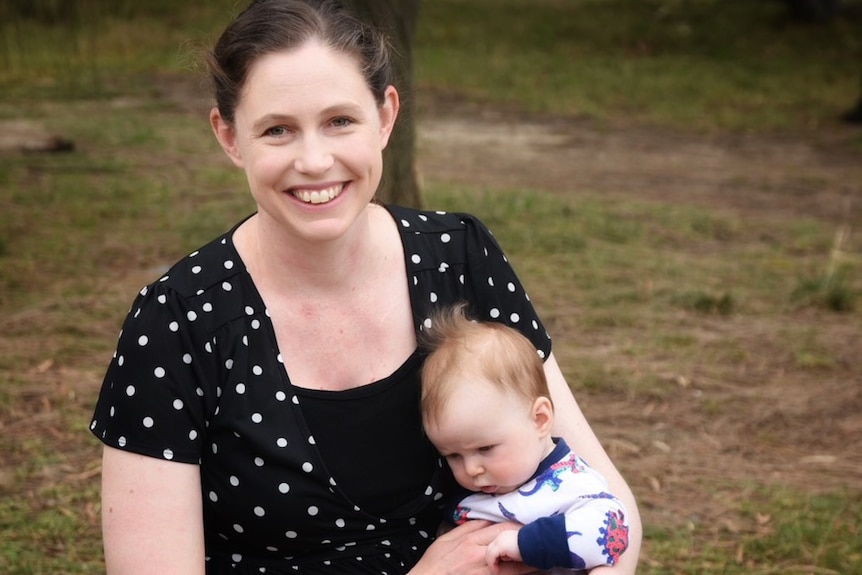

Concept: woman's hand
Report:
left=410, top=521, right=533, bottom=575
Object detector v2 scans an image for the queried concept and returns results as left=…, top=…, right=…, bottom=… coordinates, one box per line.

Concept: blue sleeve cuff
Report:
left=518, top=515, right=574, bottom=570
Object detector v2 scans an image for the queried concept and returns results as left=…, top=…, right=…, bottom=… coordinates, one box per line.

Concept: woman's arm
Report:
left=101, top=446, right=206, bottom=575
left=543, top=352, right=642, bottom=574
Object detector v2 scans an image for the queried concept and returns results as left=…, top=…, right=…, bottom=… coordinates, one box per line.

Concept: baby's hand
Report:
left=485, top=529, right=522, bottom=571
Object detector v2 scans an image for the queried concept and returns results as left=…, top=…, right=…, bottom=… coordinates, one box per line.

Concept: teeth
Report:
left=293, top=184, right=343, bottom=205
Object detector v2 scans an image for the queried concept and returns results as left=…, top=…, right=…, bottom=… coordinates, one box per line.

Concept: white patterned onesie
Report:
left=451, top=438, right=629, bottom=571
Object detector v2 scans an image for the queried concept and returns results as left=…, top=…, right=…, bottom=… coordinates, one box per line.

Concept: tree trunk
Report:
left=343, top=0, right=424, bottom=208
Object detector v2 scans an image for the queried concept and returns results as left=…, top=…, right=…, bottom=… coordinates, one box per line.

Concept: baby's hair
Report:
left=420, top=302, right=551, bottom=427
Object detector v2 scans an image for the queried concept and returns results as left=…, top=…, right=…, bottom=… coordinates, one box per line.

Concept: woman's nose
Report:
left=295, top=134, right=334, bottom=174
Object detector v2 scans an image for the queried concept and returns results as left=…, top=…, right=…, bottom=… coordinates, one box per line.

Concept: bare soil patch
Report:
left=418, top=102, right=862, bottom=537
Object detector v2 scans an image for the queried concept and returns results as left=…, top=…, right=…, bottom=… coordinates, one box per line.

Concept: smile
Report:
left=291, top=184, right=344, bottom=205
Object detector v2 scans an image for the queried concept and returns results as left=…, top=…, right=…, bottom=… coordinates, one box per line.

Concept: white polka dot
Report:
left=275, top=391, right=286, bottom=401
left=251, top=413, right=263, bottom=424
left=230, top=475, right=240, bottom=487
left=190, top=251, right=199, bottom=257
left=162, top=448, right=173, bottom=460
left=276, top=438, right=288, bottom=448
left=192, top=265, right=202, bottom=274
left=209, top=491, right=218, bottom=502
left=154, top=367, right=166, bottom=378
left=245, top=306, right=255, bottom=315
left=243, top=336, right=249, bottom=346
left=253, top=365, right=263, bottom=376
left=168, top=321, right=179, bottom=332
left=236, top=383, right=246, bottom=394
left=157, top=295, right=166, bottom=304
left=307, top=506, right=319, bottom=516
left=222, top=282, right=233, bottom=291
left=366, top=524, right=376, bottom=531
left=510, top=313, right=520, bottom=323
left=508, top=282, right=516, bottom=292
left=173, top=399, right=184, bottom=410
left=308, top=436, right=316, bottom=445
left=202, top=303, right=213, bottom=313
left=118, top=436, right=127, bottom=447
left=224, top=260, right=234, bottom=270
left=423, top=318, right=432, bottom=329
left=302, top=462, right=313, bottom=473
left=195, top=387, right=204, bottom=396
left=411, top=254, right=421, bottom=264
left=251, top=319, right=261, bottom=330
left=187, top=311, right=197, bottom=321
left=233, top=524, right=244, bottom=533
left=292, top=395, right=300, bottom=405
left=286, top=531, right=297, bottom=539
left=205, top=342, right=212, bottom=353
left=118, top=355, right=124, bottom=366
left=212, top=443, right=218, bottom=454
left=429, top=292, right=438, bottom=303
left=278, top=483, right=290, bottom=494
left=183, top=354, right=193, bottom=364
left=225, top=359, right=234, bottom=369
left=138, top=335, right=148, bottom=346
left=336, top=518, right=346, bottom=527
left=441, top=233, right=451, bottom=243
left=143, top=417, right=154, bottom=428
left=438, top=262, right=449, bottom=272
left=487, top=277, right=495, bottom=287
left=254, top=506, right=265, bottom=517
left=459, top=274, right=465, bottom=284
left=125, top=385, right=136, bottom=397
left=254, top=457, right=264, bottom=467
left=189, top=430, right=198, bottom=440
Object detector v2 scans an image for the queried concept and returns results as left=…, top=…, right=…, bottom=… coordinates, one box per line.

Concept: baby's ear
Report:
left=532, top=397, right=554, bottom=436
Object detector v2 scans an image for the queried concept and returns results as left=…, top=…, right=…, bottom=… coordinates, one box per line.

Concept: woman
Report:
left=90, top=1, right=641, bottom=573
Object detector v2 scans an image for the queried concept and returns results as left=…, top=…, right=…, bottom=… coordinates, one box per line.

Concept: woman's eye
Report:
left=264, top=126, right=288, bottom=137
left=445, top=453, right=461, bottom=461
left=478, top=445, right=494, bottom=453
left=331, top=117, right=353, bottom=128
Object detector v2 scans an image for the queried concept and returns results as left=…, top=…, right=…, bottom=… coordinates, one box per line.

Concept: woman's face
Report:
left=211, top=39, right=398, bottom=245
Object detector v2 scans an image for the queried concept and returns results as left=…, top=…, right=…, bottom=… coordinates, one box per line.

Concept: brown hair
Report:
left=207, top=0, right=394, bottom=124
left=420, top=303, right=552, bottom=427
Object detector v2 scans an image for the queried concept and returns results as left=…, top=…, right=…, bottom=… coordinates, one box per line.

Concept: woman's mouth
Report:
left=291, top=183, right=344, bottom=205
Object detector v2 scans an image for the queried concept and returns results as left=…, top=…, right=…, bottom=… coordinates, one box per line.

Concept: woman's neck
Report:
left=236, top=205, right=389, bottom=296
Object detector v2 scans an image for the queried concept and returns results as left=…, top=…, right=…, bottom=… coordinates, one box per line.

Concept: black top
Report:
left=90, top=205, right=552, bottom=574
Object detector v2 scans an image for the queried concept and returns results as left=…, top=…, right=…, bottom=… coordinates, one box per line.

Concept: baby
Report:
left=420, top=304, right=629, bottom=572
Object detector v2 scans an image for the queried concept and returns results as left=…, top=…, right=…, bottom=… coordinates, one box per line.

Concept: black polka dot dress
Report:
left=90, top=205, right=552, bottom=574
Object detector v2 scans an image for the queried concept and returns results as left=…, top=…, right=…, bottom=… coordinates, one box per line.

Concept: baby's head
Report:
left=420, top=304, right=555, bottom=495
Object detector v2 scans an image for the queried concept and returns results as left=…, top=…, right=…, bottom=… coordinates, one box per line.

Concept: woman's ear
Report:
left=377, top=85, right=400, bottom=149
left=532, top=397, right=554, bottom=437
left=210, top=107, right=244, bottom=168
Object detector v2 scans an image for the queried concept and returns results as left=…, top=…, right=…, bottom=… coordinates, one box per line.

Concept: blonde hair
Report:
left=420, top=303, right=551, bottom=427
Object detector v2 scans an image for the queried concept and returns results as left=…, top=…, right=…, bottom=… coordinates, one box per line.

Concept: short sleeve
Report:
left=89, top=281, right=215, bottom=463
left=461, top=214, right=552, bottom=359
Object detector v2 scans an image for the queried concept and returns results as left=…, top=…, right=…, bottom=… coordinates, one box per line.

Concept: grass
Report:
left=0, top=1, right=861, bottom=574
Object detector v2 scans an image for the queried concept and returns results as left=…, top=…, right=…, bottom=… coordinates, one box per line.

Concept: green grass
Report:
left=644, top=488, right=862, bottom=574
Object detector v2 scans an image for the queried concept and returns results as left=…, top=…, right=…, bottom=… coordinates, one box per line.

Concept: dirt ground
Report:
left=416, top=99, right=862, bottom=542
left=2, top=80, right=861, bottom=568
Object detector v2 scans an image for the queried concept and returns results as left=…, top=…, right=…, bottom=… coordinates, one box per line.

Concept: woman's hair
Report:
left=420, top=303, right=552, bottom=426
left=207, top=0, right=394, bottom=124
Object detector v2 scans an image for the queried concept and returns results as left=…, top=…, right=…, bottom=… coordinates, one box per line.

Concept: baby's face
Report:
left=425, top=378, right=554, bottom=495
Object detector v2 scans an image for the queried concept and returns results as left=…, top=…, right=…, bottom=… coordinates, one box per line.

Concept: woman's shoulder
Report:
left=385, top=204, right=487, bottom=235
left=149, top=220, right=248, bottom=300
